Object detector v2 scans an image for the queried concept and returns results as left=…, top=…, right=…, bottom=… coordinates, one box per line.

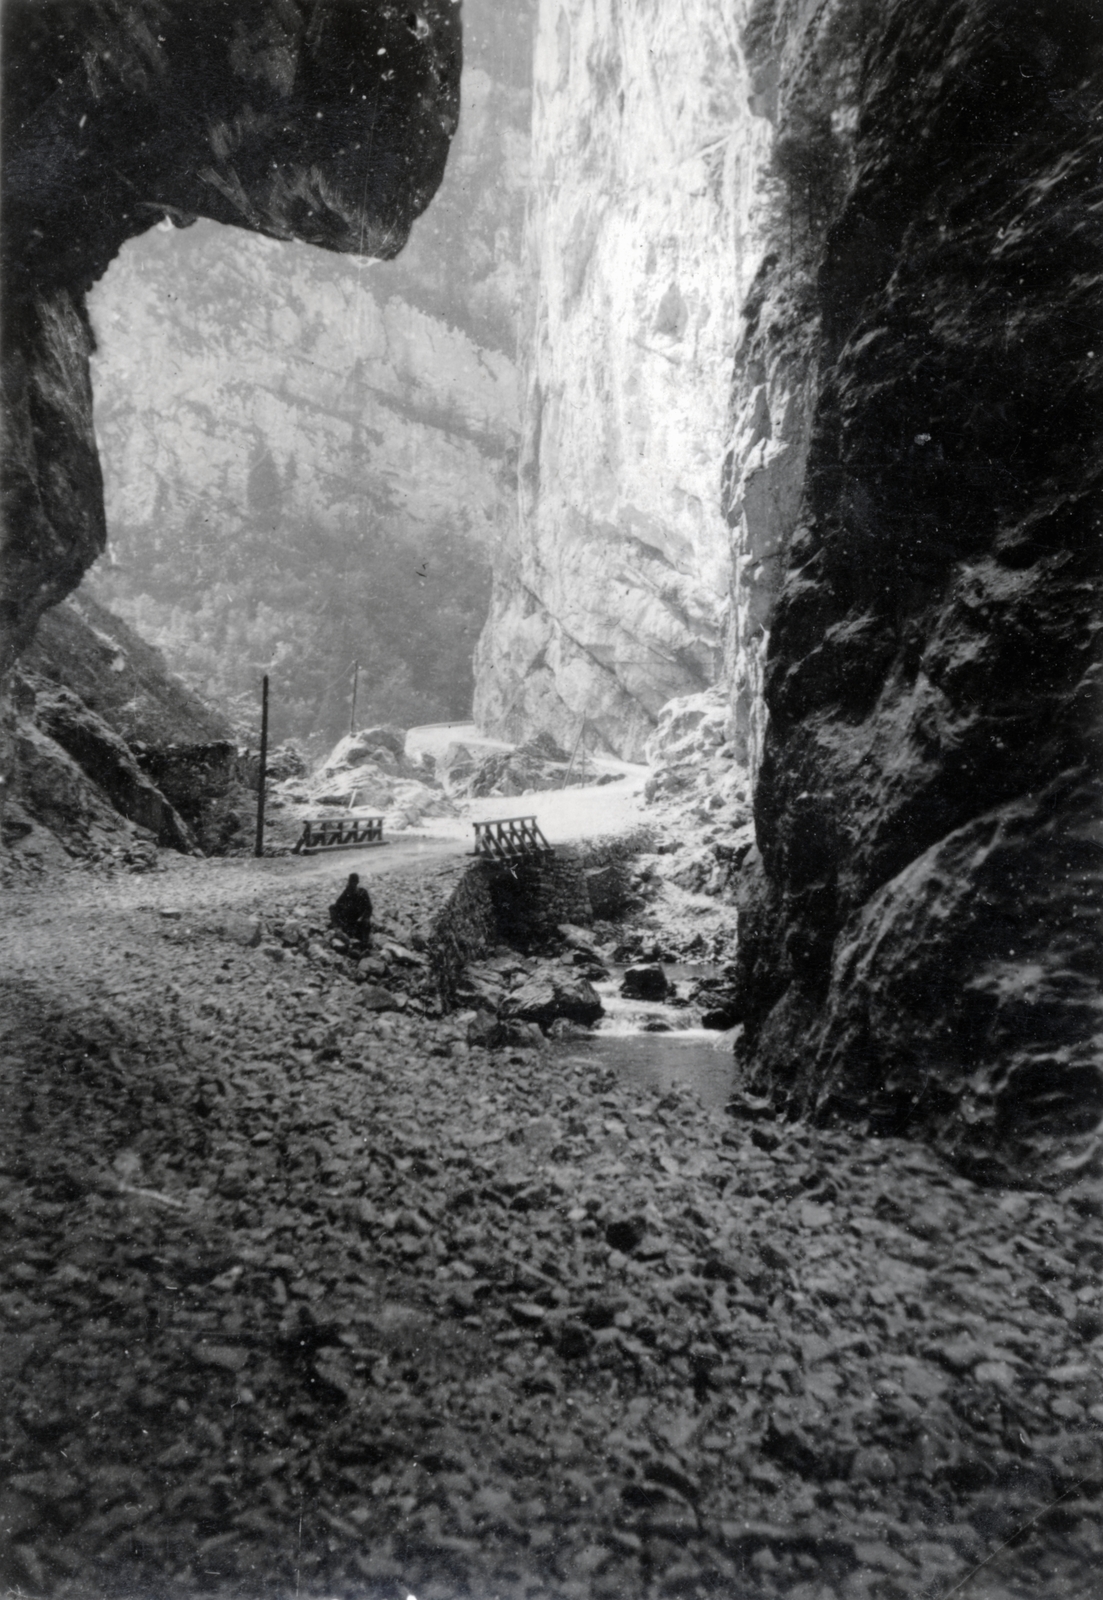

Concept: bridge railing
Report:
left=293, top=815, right=386, bottom=855
left=472, top=815, right=552, bottom=860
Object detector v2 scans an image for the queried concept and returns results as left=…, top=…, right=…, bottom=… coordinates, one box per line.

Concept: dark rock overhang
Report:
left=0, top=0, right=463, bottom=675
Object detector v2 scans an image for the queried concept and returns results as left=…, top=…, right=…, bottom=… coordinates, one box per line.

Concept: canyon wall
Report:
left=474, top=0, right=773, bottom=761
left=86, top=4, right=534, bottom=747
left=732, top=0, right=1102, bottom=1180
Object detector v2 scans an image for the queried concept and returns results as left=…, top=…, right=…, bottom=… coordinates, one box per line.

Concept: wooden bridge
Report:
left=472, top=815, right=553, bottom=860
left=292, top=815, right=386, bottom=856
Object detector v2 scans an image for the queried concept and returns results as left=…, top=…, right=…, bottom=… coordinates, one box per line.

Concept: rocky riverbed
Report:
left=1, top=843, right=1101, bottom=1600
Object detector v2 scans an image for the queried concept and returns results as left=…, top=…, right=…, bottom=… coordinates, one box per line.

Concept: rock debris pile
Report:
left=1, top=858, right=1101, bottom=1598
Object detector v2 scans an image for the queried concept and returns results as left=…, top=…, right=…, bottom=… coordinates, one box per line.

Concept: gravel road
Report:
left=1, top=845, right=1101, bottom=1599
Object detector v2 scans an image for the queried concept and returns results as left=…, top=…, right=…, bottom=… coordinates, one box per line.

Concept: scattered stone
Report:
left=218, top=913, right=262, bottom=947
left=1, top=855, right=1098, bottom=1600
left=547, top=1016, right=595, bottom=1040
left=193, top=1343, right=249, bottom=1373
left=604, top=1217, right=646, bottom=1253
left=359, top=985, right=400, bottom=1012
left=851, top=1447, right=898, bottom=1484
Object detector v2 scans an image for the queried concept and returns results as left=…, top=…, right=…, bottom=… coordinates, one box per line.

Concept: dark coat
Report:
left=329, top=876, right=373, bottom=942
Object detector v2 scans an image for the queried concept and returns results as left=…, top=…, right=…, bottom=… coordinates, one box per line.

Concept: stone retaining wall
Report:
left=428, top=849, right=594, bottom=1004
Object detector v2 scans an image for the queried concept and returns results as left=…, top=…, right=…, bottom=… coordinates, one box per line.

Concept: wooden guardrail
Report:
left=293, top=815, right=386, bottom=855
left=472, top=815, right=552, bottom=859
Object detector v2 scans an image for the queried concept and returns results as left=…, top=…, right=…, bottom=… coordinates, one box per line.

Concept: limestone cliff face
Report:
left=83, top=6, right=532, bottom=746
left=733, top=0, right=1102, bottom=1180
left=474, top=0, right=771, bottom=760
left=84, top=218, right=517, bottom=740
left=90, top=225, right=518, bottom=554
left=0, top=0, right=461, bottom=683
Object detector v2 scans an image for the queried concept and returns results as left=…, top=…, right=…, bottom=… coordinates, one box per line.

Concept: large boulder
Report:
left=620, top=964, right=670, bottom=1001
left=644, top=689, right=729, bottom=769
left=503, top=967, right=604, bottom=1032
left=326, top=727, right=408, bottom=771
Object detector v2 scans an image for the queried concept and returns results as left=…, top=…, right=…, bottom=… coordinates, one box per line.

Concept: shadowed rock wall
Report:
left=733, top=0, right=1102, bottom=1181
left=0, top=0, right=461, bottom=681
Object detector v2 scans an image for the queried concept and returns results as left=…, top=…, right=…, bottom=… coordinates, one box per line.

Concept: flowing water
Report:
left=558, top=964, right=737, bottom=1110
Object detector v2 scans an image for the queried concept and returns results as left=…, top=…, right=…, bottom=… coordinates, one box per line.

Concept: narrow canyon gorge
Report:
left=5, top=0, right=1096, bottom=1174
left=1, top=4, right=1101, bottom=1594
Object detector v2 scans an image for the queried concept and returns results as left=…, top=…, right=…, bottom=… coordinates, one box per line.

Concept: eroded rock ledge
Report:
left=0, top=0, right=461, bottom=678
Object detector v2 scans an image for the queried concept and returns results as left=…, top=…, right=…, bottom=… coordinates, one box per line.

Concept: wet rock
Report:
left=620, top=964, right=670, bottom=1001
left=732, top=1, right=1103, bottom=1180
left=503, top=968, right=603, bottom=1031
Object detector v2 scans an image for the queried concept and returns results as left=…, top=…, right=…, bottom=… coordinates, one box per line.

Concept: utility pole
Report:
left=563, top=718, right=587, bottom=789
left=254, top=674, right=269, bottom=858
left=349, top=659, right=359, bottom=737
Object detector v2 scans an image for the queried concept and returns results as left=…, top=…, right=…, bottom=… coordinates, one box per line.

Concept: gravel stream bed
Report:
left=1, top=851, right=1101, bottom=1599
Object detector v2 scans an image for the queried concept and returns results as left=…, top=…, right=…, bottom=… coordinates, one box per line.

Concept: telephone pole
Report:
left=349, top=660, right=359, bottom=737
left=254, top=674, right=269, bottom=858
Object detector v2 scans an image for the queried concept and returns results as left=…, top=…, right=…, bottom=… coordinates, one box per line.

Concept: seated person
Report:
left=329, top=871, right=373, bottom=946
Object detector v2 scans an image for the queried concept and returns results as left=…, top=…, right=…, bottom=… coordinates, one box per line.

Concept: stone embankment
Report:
left=1, top=846, right=1101, bottom=1599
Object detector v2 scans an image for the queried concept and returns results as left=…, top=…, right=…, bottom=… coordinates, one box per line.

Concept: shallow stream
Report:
left=558, top=963, right=737, bottom=1110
